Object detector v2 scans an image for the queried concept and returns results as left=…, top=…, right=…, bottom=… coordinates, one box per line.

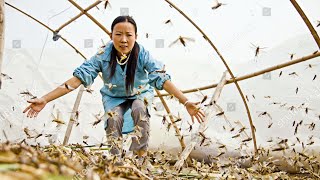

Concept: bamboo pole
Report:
left=55, top=0, right=101, bottom=33
left=63, top=85, right=85, bottom=145
left=5, top=2, right=86, bottom=60
left=157, top=51, right=320, bottom=97
left=4, top=3, right=109, bottom=81
left=174, top=71, right=227, bottom=170
left=290, top=0, right=320, bottom=49
left=155, top=89, right=186, bottom=150
left=0, top=0, right=4, bottom=89
left=164, top=0, right=258, bottom=154
left=68, top=0, right=111, bottom=37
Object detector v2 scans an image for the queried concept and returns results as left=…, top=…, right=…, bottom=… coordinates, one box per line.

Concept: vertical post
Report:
left=0, top=0, right=5, bottom=89
left=63, top=85, right=85, bottom=145
left=155, top=89, right=186, bottom=150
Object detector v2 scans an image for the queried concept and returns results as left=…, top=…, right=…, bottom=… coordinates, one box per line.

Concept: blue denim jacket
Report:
left=73, top=41, right=171, bottom=133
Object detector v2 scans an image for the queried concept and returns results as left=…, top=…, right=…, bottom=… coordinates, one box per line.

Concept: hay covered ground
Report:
left=0, top=142, right=317, bottom=179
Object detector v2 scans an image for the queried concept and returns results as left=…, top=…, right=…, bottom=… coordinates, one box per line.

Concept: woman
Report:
left=23, top=16, right=204, bottom=157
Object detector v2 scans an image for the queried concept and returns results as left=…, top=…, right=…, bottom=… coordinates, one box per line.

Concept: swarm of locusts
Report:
left=0, top=141, right=318, bottom=179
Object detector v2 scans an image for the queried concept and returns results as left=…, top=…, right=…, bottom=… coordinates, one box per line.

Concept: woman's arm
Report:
left=23, top=76, right=82, bottom=118
left=162, top=80, right=205, bottom=123
left=43, top=76, right=82, bottom=103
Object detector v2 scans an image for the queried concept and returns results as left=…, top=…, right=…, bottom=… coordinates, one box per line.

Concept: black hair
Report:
left=111, top=15, right=137, bottom=34
left=108, top=16, right=139, bottom=94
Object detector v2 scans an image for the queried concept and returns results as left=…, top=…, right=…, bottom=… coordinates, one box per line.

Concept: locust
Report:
left=164, top=19, right=172, bottom=25
left=199, top=132, right=209, bottom=146
left=232, top=134, right=240, bottom=138
left=289, top=53, right=295, bottom=60
left=92, top=113, right=103, bottom=126
left=60, top=83, right=75, bottom=91
left=168, top=36, right=195, bottom=47
left=250, top=43, right=266, bottom=61
left=258, top=111, right=272, bottom=120
left=211, top=0, right=226, bottom=10
left=242, top=137, right=253, bottom=143
left=288, top=72, right=298, bottom=77
left=106, top=111, right=118, bottom=119
left=51, top=112, right=65, bottom=125
left=20, top=90, right=37, bottom=99
left=187, top=121, right=193, bottom=132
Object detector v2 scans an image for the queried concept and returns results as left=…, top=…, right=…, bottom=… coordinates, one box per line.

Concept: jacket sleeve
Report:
left=73, top=55, right=102, bottom=88
left=142, top=48, right=171, bottom=90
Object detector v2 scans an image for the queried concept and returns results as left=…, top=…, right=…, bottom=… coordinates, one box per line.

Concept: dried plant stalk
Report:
left=174, top=71, right=227, bottom=170
left=118, top=166, right=152, bottom=180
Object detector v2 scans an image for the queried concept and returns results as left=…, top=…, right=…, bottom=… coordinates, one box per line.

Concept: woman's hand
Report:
left=161, top=80, right=205, bottom=122
left=185, top=102, right=205, bottom=123
left=23, top=97, right=47, bottom=118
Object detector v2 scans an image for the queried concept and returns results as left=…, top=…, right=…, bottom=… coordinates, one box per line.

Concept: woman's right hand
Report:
left=23, top=97, right=47, bottom=118
left=185, top=101, right=205, bottom=123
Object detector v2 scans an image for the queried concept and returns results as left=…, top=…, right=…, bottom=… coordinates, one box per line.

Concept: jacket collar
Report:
left=100, top=41, right=113, bottom=62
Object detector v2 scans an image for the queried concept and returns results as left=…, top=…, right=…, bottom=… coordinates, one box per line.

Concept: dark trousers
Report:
left=106, top=99, right=150, bottom=155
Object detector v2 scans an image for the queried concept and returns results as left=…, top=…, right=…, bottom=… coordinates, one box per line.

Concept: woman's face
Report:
left=111, top=22, right=137, bottom=57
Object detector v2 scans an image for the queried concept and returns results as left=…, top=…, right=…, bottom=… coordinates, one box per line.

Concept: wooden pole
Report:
left=0, top=0, right=4, bottom=89
left=5, top=2, right=87, bottom=60
left=63, top=85, right=85, bottom=145
left=68, top=0, right=111, bottom=37
left=55, top=0, right=101, bottom=33
left=174, top=71, right=227, bottom=170
left=157, top=51, right=320, bottom=97
left=290, top=0, right=320, bottom=49
left=155, top=89, right=186, bottom=150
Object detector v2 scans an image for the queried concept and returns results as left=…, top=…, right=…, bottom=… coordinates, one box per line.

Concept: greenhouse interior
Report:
left=0, top=0, right=320, bottom=179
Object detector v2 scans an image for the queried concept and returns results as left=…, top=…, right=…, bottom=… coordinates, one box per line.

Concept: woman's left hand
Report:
left=185, top=102, right=205, bottom=123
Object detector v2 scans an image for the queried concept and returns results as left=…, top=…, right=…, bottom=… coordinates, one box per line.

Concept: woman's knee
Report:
left=106, top=116, right=123, bottom=129
left=132, top=106, right=147, bottom=115
left=131, top=100, right=148, bottom=114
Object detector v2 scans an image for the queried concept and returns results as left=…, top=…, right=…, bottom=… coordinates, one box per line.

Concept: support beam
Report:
left=55, top=0, right=101, bottom=33
left=290, top=0, right=320, bottom=49
left=0, top=0, right=4, bottom=89
left=63, top=85, right=85, bottom=145
left=68, top=0, right=111, bottom=36
left=174, top=71, right=228, bottom=170
left=155, top=89, right=186, bottom=150
left=157, top=51, right=320, bottom=97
